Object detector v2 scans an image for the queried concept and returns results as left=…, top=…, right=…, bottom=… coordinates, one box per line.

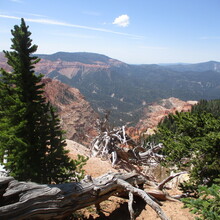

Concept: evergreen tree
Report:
left=0, top=18, right=85, bottom=183
left=42, top=105, right=79, bottom=184
left=146, top=101, right=220, bottom=219
left=148, top=104, right=220, bottom=186
left=192, top=99, right=220, bottom=118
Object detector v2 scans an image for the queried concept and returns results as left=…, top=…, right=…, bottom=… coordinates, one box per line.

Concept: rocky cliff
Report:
left=35, top=52, right=125, bottom=78
left=43, top=78, right=98, bottom=146
left=136, top=97, right=198, bottom=134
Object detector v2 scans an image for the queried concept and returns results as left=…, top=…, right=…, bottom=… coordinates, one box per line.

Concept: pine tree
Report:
left=149, top=109, right=220, bottom=186
left=41, top=105, right=78, bottom=184
left=0, top=18, right=84, bottom=183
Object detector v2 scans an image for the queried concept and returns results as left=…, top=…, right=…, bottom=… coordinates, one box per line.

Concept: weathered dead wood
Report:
left=138, top=171, right=188, bottom=202
left=138, top=143, right=165, bottom=165
left=117, top=179, right=169, bottom=220
left=0, top=172, right=171, bottom=220
left=157, top=171, right=187, bottom=190
left=91, top=125, right=165, bottom=167
left=128, top=192, right=135, bottom=220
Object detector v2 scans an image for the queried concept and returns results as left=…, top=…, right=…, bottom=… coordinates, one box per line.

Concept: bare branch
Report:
left=128, top=192, right=135, bottom=220
left=91, top=124, right=165, bottom=167
left=157, top=171, right=187, bottom=190
left=116, top=179, right=170, bottom=220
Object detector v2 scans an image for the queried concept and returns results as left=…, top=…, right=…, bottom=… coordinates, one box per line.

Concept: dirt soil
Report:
left=66, top=139, right=196, bottom=220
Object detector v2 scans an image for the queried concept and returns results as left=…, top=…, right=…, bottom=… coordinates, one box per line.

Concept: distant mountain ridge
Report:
left=37, top=52, right=121, bottom=65
left=162, top=60, right=220, bottom=72
left=1, top=52, right=220, bottom=125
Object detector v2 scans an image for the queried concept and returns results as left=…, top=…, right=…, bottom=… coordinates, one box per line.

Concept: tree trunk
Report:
left=0, top=172, right=171, bottom=220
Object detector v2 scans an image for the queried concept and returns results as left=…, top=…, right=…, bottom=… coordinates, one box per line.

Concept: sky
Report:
left=1, top=0, right=220, bottom=64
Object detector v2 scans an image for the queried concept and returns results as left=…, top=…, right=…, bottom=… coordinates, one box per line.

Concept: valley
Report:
left=36, top=52, right=220, bottom=126
left=1, top=51, right=220, bottom=128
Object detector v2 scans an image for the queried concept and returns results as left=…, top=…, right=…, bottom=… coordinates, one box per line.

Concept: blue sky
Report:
left=1, top=0, right=220, bottom=64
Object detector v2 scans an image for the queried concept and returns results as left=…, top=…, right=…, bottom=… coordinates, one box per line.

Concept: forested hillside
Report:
left=1, top=51, right=220, bottom=125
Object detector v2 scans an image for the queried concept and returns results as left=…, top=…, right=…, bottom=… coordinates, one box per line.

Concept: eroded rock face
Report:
left=0, top=52, right=124, bottom=77
left=36, top=60, right=107, bottom=78
left=136, top=97, right=198, bottom=133
left=0, top=52, right=9, bottom=71
left=35, top=57, right=124, bottom=79
left=43, top=78, right=98, bottom=146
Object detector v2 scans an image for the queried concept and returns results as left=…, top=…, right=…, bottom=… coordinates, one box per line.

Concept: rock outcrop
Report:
left=35, top=53, right=124, bottom=79
left=43, top=78, right=98, bottom=146
left=0, top=52, right=124, bottom=78
left=0, top=52, right=9, bottom=71
left=136, top=97, right=198, bottom=134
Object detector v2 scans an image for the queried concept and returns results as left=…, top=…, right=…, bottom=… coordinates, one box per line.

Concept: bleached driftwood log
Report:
left=0, top=172, right=171, bottom=220
left=91, top=125, right=165, bottom=167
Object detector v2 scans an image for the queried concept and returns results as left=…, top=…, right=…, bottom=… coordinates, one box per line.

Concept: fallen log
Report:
left=0, top=172, right=170, bottom=220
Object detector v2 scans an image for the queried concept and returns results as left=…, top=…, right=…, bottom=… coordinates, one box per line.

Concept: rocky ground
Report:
left=66, top=139, right=196, bottom=220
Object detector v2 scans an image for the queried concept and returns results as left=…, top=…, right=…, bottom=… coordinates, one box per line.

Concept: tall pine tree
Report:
left=0, top=18, right=83, bottom=183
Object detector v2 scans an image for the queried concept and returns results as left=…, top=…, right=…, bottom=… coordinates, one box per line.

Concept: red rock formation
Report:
left=0, top=52, right=10, bottom=71
left=43, top=78, right=98, bottom=146
left=136, top=97, right=197, bottom=134
left=0, top=52, right=125, bottom=78
left=35, top=59, right=108, bottom=78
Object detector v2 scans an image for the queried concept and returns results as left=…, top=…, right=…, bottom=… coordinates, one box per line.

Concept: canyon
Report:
left=0, top=51, right=211, bottom=143
left=43, top=78, right=98, bottom=146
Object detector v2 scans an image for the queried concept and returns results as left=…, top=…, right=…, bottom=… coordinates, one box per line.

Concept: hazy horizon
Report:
left=1, top=50, right=220, bottom=65
left=35, top=51, right=220, bottom=65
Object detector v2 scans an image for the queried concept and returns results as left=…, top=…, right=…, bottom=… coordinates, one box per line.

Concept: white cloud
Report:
left=53, top=32, right=100, bottom=39
left=140, top=46, right=169, bottom=50
left=10, top=0, right=23, bottom=3
left=13, top=11, right=48, bottom=18
left=25, top=13, right=48, bottom=18
left=113, top=14, right=129, bottom=27
left=0, top=14, right=142, bottom=39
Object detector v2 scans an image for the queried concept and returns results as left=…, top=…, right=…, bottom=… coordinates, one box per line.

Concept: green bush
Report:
left=146, top=99, right=220, bottom=220
left=182, top=184, right=220, bottom=220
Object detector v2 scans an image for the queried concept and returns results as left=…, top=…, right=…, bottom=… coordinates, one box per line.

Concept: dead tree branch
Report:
left=117, top=178, right=169, bottom=220
left=0, top=172, right=172, bottom=220
left=91, top=124, right=165, bottom=167
left=157, top=171, right=187, bottom=190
